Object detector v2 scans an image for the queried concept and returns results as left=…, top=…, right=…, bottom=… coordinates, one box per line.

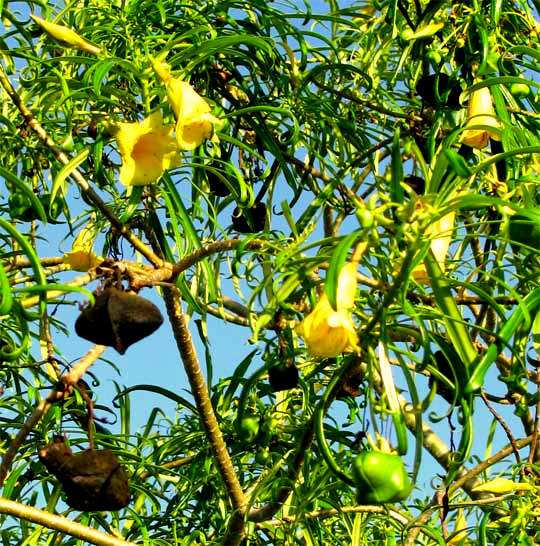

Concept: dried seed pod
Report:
left=39, top=439, right=130, bottom=511
left=268, top=363, right=299, bottom=391
left=74, top=289, right=117, bottom=348
left=75, top=287, right=163, bottom=354
left=231, top=202, right=267, bottom=233
left=429, top=350, right=458, bottom=405
left=106, top=288, right=164, bottom=354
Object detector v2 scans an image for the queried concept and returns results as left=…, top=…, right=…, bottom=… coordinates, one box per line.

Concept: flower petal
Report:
left=297, top=295, right=358, bottom=358
left=336, top=262, right=358, bottom=309
left=462, top=84, right=501, bottom=148
left=115, top=112, right=180, bottom=186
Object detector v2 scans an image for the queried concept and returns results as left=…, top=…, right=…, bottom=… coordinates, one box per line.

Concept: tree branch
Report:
left=0, top=497, right=135, bottom=546
left=161, top=287, right=247, bottom=510
left=0, top=345, right=106, bottom=487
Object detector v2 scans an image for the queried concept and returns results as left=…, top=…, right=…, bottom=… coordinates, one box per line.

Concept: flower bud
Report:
left=30, top=14, right=101, bottom=56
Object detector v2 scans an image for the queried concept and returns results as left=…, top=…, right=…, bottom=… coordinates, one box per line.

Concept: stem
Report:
left=247, top=414, right=316, bottom=523
left=0, top=497, right=135, bottom=546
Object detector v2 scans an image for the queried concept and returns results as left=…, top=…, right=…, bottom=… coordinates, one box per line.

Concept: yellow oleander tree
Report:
left=1, top=1, right=540, bottom=544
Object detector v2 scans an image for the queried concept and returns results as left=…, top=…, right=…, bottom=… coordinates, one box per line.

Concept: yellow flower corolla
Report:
left=153, top=60, right=221, bottom=150
left=30, top=14, right=101, bottom=56
left=63, top=219, right=103, bottom=271
left=461, top=82, right=502, bottom=148
left=413, top=210, right=456, bottom=285
left=115, top=112, right=180, bottom=186
left=296, top=262, right=359, bottom=358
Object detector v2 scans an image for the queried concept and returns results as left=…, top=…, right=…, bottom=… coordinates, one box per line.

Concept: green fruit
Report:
left=237, top=416, right=260, bottom=442
left=255, top=449, right=271, bottom=465
left=352, top=451, right=411, bottom=504
left=508, top=208, right=540, bottom=251
left=426, top=49, right=442, bottom=66
left=259, top=416, right=279, bottom=445
left=9, top=193, right=35, bottom=221
left=510, top=83, right=531, bottom=99
left=39, top=193, right=63, bottom=222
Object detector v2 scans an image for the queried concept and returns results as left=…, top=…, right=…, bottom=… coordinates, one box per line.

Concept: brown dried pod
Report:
left=75, top=287, right=164, bottom=354
left=74, top=289, right=116, bottom=348
left=106, top=288, right=164, bottom=353
left=231, top=202, right=267, bottom=233
left=268, top=363, right=299, bottom=392
left=39, top=439, right=130, bottom=511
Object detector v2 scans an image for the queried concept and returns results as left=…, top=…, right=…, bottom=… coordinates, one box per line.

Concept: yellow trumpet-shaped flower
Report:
left=30, top=14, right=101, bottom=56
left=461, top=82, right=502, bottom=148
left=296, top=262, right=359, bottom=358
left=114, top=111, right=180, bottom=186
left=63, top=218, right=103, bottom=272
left=413, top=209, right=456, bottom=285
left=153, top=60, right=221, bottom=150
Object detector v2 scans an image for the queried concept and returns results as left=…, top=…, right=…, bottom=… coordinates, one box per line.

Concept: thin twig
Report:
left=260, top=504, right=410, bottom=528
left=481, top=390, right=521, bottom=463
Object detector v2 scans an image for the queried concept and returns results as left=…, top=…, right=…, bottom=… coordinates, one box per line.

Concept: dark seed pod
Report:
left=232, top=202, right=267, bottom=233
left=268, top=363, right=299, bottom=391
left=416, top=73, right=461, bottom=109
left=75, top=290, right=117, bottom=348
left=107, top=288, right=164, bottom=353
left=39, top=439, right=130, bottom=511
left=403, top=175, right=426, bottom=195
left=207, top=168, right=231, bottom=196
left=75, top=287, right=164, bottom=354
left=429, top=350, right=457, bottom=404
left=336, top=370, right=364, bottom=399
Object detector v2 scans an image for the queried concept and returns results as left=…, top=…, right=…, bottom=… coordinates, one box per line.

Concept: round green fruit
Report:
left=237, top=416, right=260, bottom=442
left=510, top=83, right=531, bottom=99
left=508, top=208, right=540, bottom=251
left=352, top=451, right=411, bottom=504
left=255, top=449, right=271, bottom=465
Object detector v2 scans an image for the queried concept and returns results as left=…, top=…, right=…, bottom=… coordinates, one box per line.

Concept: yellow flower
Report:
left=413, top=209, right=456, bottom=285
left=115, top=112, right=180, bottom=186
left=63, top=218, right=103, bottom=271
left=30, top=14, right=101, bottom=56
left=153, top=60, right=221, bottom=150
left=461, top=82, right=502, bottom=148
left=296, top=262, right=359, bottom=358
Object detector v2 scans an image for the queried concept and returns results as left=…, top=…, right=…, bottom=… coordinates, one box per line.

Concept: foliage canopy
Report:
left=2, top=0, right=540, bottom=544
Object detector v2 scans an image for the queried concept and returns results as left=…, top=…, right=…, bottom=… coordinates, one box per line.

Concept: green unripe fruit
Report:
left=237, top=416, right=260, bottom=442
left=510, top=83, right=531, bottom=99
left=255, top=449, right=271, bottom=465
left=352, top=451, right=411, bottom=504
left=508, top=208, right=540, bottom=251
